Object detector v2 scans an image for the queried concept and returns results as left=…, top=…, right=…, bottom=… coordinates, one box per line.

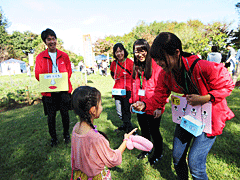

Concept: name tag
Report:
left=138, top=89, right=145, bottom=96
left=132, top=106, right=145, bottom=114
left=112, top=89, right=126, bottom=96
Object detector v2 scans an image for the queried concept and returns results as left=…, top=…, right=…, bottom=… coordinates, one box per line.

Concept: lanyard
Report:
left=133, top=72, right=146, bottom=102
left=183, top=69, right=189, bottom=93
left=140, top=73, right=144, bottom=89
left=48, top=52, right=58, bottom=73
left=114, top=59, right=127, bottom=89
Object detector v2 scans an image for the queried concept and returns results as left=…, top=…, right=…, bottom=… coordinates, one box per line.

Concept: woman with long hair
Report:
left=133, top=32, right=234, bottom=179
left=129, top=39, right=165, bottom=164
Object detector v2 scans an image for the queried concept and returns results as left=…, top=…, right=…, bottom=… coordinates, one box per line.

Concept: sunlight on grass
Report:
left=0, top=73, right=239, bottom=179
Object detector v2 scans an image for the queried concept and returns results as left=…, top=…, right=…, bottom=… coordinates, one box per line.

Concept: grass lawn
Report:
left=0, top=71, right=239, bottom=180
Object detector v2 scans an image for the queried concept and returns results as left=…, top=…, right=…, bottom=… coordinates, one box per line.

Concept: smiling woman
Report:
left=132, top=32, right=235, bottom=179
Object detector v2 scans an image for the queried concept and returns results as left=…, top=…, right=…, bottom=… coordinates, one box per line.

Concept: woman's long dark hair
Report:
left=72, top=86, right=109, bottom=141
left=150, top=32, right=192, bottom=68
left=132, top=39, right=152, bottom=80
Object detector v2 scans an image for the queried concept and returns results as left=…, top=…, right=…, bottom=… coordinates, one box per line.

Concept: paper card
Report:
left=112, top=89, right=126, bottom=96
left=39, top=72, right=68, bottom=92
left=138, top=89, right=145, bottom=96
left=171, top=95, right=212, bottom=134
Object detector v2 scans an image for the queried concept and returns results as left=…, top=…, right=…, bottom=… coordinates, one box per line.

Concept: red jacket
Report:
left=35, top=49, right=73, bottom=96
left=129, top=60, right=167, bottom=115
left=110, top=58, right=133, bottom=92
left=144, top=55, right=235, bottom=137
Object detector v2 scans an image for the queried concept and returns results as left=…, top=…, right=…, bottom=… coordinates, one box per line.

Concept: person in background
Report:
left=226, top=44, right=236, bottom=76
left=129, top=39, right=165, bottom=165
left=27, top=63, right=31, bottom=77
left=207, top=46, right=222, bottom=63
left=71, top=86, right=137, bottom=180
left=110, top=43, right=134, bottom=133
left=132, top=32, right=234, bottom=179
left=35, top=28, right=72, bottom=147
left=101, top=59, right=108, bottom=76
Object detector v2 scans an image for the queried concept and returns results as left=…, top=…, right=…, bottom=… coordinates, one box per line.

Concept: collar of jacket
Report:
left=42, top=48, right=62, bottom=59
left=182, top=55, right=199, bottom=72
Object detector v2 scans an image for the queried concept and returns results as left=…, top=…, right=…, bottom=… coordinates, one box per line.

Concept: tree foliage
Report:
left=0, top=7, right=10, bottom=62
left=93, top=20, right=231, bottom=60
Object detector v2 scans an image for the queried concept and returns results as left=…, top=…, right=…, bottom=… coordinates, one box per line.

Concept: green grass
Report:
left=0, top=72, right=239, bottom=179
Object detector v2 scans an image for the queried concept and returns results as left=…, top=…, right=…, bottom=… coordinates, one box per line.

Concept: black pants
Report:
left=42, top=92, right=71, bottom=140
left=114, top=91, right=133, bottom=130
left=137, top=113, right=163, bottom=155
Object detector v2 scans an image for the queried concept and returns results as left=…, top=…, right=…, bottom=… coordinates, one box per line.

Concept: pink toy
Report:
left=126, top=135, right=153, bottom=151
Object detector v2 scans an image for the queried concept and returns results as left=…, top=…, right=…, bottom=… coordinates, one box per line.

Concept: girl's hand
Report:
left=235, top=80, right=240, bottom=87
left=186, top=94, right=211, bottom=106
left=124, top=128, right=138, bottom=140
left=130, top=104, right=135, bottom=114
left=153, top=109, right=161, bottom=119
left=132, top=101, right=145, bottom=111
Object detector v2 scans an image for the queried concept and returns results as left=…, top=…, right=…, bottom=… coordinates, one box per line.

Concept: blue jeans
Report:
left=114, top=91, right=133, bottom=130
left=173, top=124, right=216, bottom=180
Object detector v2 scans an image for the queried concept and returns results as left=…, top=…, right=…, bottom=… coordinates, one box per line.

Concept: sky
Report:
left=1, top=0, right=239, bottom=56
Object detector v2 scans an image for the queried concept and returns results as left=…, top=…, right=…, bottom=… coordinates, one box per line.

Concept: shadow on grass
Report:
left=101, top=92, right=139, bottom=132
left=151, top=143, right=177, bottom=180
left=0, top=104, right=77, bottom=179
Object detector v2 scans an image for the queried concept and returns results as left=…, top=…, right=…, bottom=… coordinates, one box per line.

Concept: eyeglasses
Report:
left=134, top=50, right=147, bottom=55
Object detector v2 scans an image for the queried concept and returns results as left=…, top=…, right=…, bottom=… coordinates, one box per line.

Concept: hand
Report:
left=132, top=101, right=145, bottom=111
left=235, top=80, right=240, bottom=87
left=186, top=94, right=211, bottom=106
left=130, top=104, right=135, bottom=114
left=153, top=109, right=162, bottom=119
left=124, top=128, right=138, bottom=140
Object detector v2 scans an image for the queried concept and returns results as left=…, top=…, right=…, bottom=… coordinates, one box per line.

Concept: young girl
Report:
left=133, top=32, right=234, bottom=179
left=129, top=39, right=165, bottom=164
left=110, top=43, right=134, bottom=133
left=71, top=86, right=137, bottom=180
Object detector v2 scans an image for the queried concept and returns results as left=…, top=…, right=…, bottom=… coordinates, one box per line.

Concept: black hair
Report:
left=132, top=39, right=152, bottom=80
left=211, top=46, right=219, bottom=52
left=72, top=86, right=109, bottom=141
left=113, top=43, right=128, bottom=60
left=41, top=28, right=57, bottom=43
left=150, top=32, right=192, bottom=67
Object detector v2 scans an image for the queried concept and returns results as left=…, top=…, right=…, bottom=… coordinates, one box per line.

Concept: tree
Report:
left=0, top=7, right=10, bottom=62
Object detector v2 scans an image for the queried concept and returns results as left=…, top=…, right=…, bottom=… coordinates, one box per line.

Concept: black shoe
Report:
left=137, top=151, right=149, bottom=160
left=64, top=135, right=70, bottom=144
left=51, top=139, right=59, bottom=147
left=148, top=154, right=163, bottom=165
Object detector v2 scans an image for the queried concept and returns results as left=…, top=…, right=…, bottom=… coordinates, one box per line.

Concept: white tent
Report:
left=1, top=59, right=27, bottom=75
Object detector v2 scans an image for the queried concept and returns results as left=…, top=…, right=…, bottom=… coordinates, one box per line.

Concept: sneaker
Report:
left=51, top=139, right=59, bottom=147
left=148, top=154, right=163, bottom=165
left=137, top=151, right=149, bottom=160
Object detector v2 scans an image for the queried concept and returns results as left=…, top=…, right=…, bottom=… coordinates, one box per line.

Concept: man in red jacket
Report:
left=35, top=28, right=72, bottom=147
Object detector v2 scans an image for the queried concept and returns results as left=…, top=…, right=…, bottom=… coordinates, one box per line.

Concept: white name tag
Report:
left=138, top=89, right=145, bottom=96
left=112, top=89, right=126, bottom=96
